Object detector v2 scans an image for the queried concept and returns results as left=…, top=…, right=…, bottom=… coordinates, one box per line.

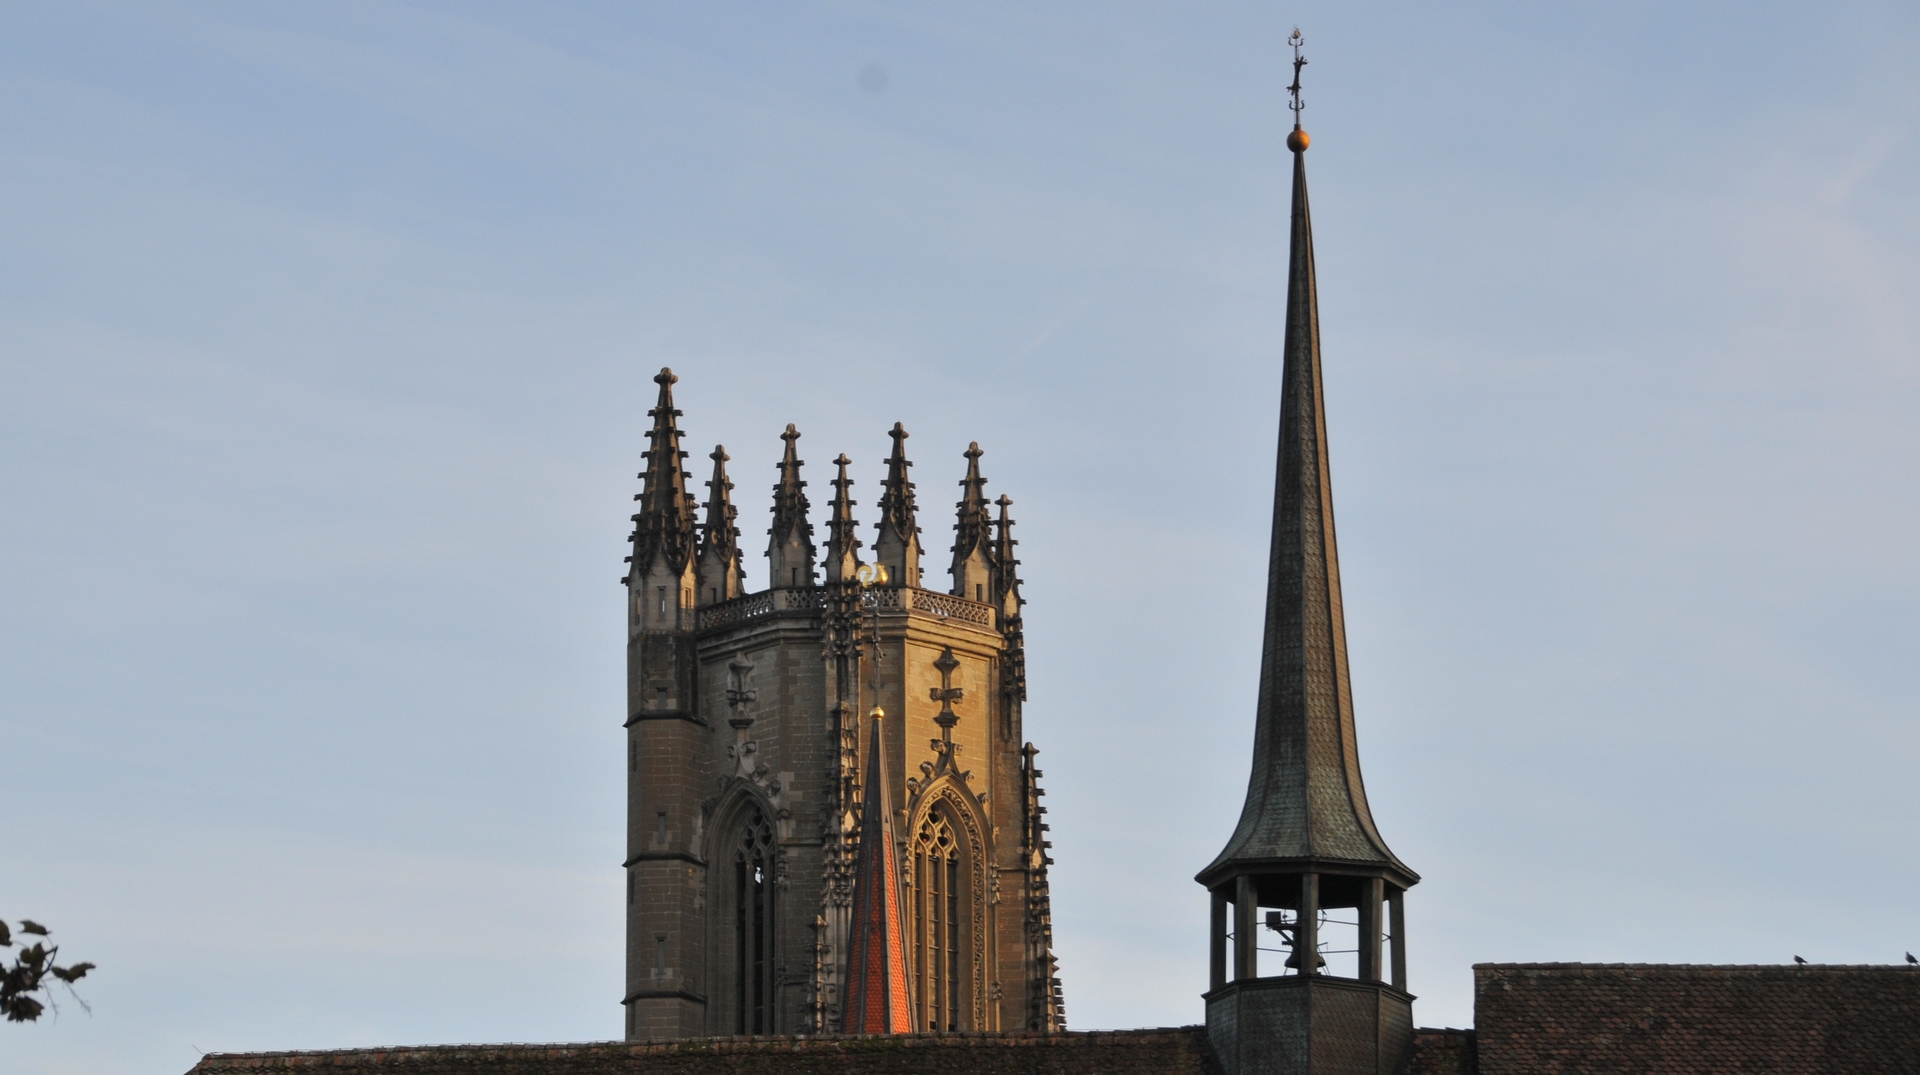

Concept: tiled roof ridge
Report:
left=196, top=1026, right=1209, bottom=1064
left=1477, top=962, right=1918, bottom=972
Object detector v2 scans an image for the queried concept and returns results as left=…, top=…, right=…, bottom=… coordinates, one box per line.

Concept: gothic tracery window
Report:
left=911, top=808, right=967, bottom=1031
left=733, top=805, right=775, bottom=1034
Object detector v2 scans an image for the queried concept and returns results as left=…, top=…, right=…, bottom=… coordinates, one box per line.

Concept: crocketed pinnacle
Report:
left=873, top=423, right=922, bottom=586
left=826, top=453, right=862, bottom=584
left=630, top=368, right=698, bottom=578
left=767, top=424, right=816, bottom=589
left=843, top=710, right=913, bottom=1033
left=993, top=495, right=1026, bottom=703
left=697, top=445, right=744, bottom=600
left=1198, top=121, right=1415, bottom=888
left=950, top=443, right=993, bottom=590
left=992, top=495, right=1022, bottom=611
left=699, top=446, right=740, bottom=561
left=770, top=425, right=812, bottom=548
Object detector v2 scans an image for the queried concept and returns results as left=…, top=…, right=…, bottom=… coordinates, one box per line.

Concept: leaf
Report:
left=18, top=921, right=48, bottom=936
left=0, top=920, right=10, bottom=947
left=3, top=994, right=46, bottom=1023
left=52, top=963, right=94, bottom=983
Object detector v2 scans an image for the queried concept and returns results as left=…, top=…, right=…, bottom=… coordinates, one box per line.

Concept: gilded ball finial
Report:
left=1287, top=127, right=1310, bottom=152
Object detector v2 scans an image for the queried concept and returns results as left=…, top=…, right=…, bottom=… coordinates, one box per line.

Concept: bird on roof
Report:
left=1906, top=951, right=1916, bottom=965
left=1793, top=955, right=1807, bottom=965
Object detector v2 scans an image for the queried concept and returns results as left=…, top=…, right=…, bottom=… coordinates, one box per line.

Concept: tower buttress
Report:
left=622, top=367, right=704, bottom=1041
left=696, top=445, right=744, bottom=607
left=949, top=443, right=994, bottom=603
left=767, top=424, right=817, bottom=590
left=872, top=423, right=922, bottom=588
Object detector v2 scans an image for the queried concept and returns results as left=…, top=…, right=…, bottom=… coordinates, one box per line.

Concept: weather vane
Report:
left=1287, top=28, right=1307, bottom=126
left=1286, top=28, right=1310, bottom=152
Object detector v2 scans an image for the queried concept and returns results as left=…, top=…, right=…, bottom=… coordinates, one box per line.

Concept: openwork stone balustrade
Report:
left=697, top=587, right=995, bottom=632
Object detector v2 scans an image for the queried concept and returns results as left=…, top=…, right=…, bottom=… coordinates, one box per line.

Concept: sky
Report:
left=3, top=2, right=1917, bottom=1072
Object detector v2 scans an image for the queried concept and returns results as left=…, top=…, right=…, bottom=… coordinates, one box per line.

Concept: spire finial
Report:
left=1286, top=28, right=1310, bottom=152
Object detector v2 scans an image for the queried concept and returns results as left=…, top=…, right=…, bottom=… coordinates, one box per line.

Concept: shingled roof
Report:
left=1474, top=963, right=1920, bottom=1075
left=185, top=1028, right=1221, bottom=1075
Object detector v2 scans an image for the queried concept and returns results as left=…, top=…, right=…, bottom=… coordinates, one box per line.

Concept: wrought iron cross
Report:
left=1287, top=28, right=1307, bottom=123
left=930, top=646, right=963, bottom=740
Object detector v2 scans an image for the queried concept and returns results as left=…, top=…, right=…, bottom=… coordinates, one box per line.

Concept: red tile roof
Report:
left=1475, top=963, right=1920, bottom=1075
left=186, top=1028, right=1221, bottom=1075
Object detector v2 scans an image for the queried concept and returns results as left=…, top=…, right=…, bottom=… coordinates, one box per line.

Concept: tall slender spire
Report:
left=629, top=367, right=698, bottom=582
left=1197, top=40, right=1419, bottom=1075
left=1199, top=43, right=1409, bottom=884
left=696, top=445, right=744, bottom=606
left=767, top=424, right=817, bottom=589
left=872, top=423, right=922, bottom=587
left=842, top=710, right=913, bottom=1033
left=949, top=443, right=994, bottom=602
left=826, top=453, right=862, bottom=585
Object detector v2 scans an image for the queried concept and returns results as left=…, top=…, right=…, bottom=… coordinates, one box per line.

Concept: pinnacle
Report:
left=826, top=452, right=863, bottom=582
left=632, top=367, right=698, bottom=576
left=700, top=445, right=739, bottom=555
left=877, top=423, right=919, bottom=537
left=950, top=442, right=994, bottom=596
left=766, top=424, right=817, bottom=588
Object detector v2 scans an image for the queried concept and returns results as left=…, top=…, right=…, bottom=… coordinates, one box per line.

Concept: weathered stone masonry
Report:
left=621, top=371, right=1064, bottom=1040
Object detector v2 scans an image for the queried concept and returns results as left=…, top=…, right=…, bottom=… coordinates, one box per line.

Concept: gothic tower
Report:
left=1196, top=37, right=1420, bottom=1075
left=622, top=371, right=1065, bottom=1039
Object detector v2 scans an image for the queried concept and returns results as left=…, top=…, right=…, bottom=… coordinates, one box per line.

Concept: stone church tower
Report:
left=621, top=371, right=1065, bottom=1040
left=1197, top=35, right=1421, bottom=1075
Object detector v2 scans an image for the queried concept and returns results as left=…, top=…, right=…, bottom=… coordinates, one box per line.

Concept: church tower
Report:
left=622, top=373, right=1065, bottom=1040
left=1196, top=35, right=1420, bottom=1075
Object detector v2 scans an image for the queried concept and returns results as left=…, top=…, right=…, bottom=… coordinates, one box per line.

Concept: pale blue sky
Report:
left=4, top=4, right=1917, bottom=1072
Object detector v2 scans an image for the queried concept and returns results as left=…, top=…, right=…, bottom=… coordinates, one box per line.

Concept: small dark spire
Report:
left=873, top=423, right=922, bottom=587
left=696, top=445, right=744, bottom=605
left=826, top=453, right=862, bottom=584
left=842, top=710, right=912, bottom=1033
left=629, top=367, right=698, bottom=581
left=767, top=424, right=817, bottom=589
left=949, top=442, right=993, bottom=600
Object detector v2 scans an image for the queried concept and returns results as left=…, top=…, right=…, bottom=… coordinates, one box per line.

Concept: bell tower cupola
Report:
left=1195, top=32, right=1420, bottom=1075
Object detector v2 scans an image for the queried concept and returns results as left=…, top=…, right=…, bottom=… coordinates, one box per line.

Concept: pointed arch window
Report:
left=733, top=805, right=775, bottom=1034
left=911, top=808, right=968, bottom=1031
